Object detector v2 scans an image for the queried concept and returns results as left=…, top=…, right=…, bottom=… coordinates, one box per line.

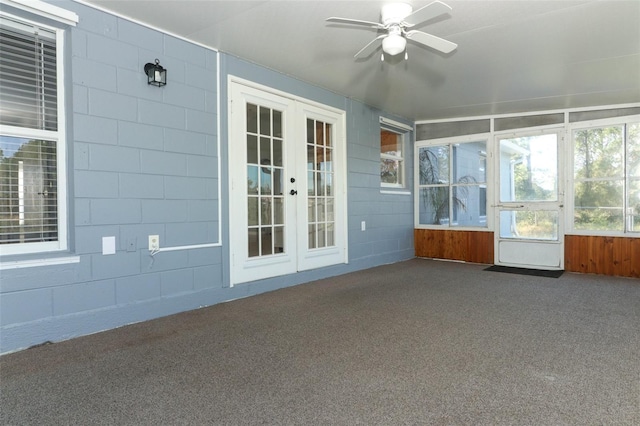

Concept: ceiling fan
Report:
left=326, top=1, right=457, bottom=61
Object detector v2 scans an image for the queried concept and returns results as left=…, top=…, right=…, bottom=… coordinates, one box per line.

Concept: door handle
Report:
left=290, top=189, right=298, bottom=196
left=493, top=204, right=525, bottom=208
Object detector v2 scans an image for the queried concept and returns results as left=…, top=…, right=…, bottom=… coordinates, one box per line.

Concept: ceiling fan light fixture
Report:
left=382, top=33, right=406, bottom=56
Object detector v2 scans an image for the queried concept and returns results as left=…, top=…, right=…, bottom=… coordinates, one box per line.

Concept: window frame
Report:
left=380, top=127, right=406, bottom=189
left=414, top=134, right=490, bottom=230
left=567, top=115, right=640, bottom=237
left=0, top=11, right=69, bottom=256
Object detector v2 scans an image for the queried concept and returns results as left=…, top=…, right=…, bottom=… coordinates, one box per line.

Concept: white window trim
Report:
left=566, top=114, right=640, bottom=237
left=0, top=12, right=69, bottom=256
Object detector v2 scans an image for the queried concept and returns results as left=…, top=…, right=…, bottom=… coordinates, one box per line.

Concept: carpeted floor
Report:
left=1, top=258, right=639, bottom=425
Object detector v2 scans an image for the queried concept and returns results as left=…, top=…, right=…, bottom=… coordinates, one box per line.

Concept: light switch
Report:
left=102, top=236, right=116, bottom=255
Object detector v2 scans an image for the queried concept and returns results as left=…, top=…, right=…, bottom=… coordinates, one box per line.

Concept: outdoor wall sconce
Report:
left=144, top=59, right=166, bottom=87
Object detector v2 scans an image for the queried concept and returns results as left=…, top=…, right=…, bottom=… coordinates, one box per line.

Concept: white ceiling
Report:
left=80, top=0, right=640, bottom=121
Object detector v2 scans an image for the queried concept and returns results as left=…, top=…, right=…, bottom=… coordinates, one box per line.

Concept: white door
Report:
left=495, top=131, right=564, bottom=270
left=229, top=81, right=346, bottom=285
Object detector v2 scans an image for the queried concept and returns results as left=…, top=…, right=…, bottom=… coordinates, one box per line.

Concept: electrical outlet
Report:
left=361, top=221, right=366, bottom=231
left=148, top=235, right=159, bottom=251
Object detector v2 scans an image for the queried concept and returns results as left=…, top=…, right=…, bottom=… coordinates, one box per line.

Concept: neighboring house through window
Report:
left=0, top=4, right=75, bottom=255
left=416, top=139, right=488, bottom=227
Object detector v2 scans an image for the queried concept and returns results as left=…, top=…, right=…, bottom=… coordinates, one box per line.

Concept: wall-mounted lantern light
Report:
left=143, top=59, right=166, bottom=87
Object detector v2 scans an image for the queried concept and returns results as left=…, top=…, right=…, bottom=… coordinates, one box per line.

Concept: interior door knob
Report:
left=290, top=189, right=298, bottom=196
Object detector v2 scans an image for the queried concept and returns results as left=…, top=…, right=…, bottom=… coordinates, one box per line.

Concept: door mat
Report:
left=484, top=265, right=564, bottom=278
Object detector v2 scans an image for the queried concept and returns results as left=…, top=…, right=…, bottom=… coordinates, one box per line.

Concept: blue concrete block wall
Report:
left=0, top=2, right=415, bottom=354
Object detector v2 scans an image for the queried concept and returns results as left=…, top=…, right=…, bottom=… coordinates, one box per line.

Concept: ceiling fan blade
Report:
left=326, top=17, right=383, bottom=29
left=404, top=0, right=452, bottom=27
left=354, top=34, right=386, bottom=59
left=406, top=30, right=457, bottom=53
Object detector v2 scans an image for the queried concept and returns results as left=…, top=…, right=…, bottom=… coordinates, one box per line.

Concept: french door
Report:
left=495, top=131, right=564, bottom=270
left=229, top=81, right=347, bottom=285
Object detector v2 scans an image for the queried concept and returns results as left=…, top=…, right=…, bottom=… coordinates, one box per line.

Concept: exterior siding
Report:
left=0, top=2, right=415, bottom=354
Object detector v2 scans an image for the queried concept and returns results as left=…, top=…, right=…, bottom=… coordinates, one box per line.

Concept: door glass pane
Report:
left=260, top=137, right=271, bottom=166
left=307, top=145, right=315, bottom=169
left=499, top=134, right=557, bottom=202
left=273, top=139, right=283, bottom=167
left=260, top=169, right=271, bottom=195
left=317, top=223, right=326, bottom=248
left=272, top=168, right=283, bottom=195
left=247, top=166, right=258, bottom=194
left=273, top=110, right=282, bottom=138
left=308, top=198, right=316, bottom=222
left=273, top=226, right=284, bottom=253
left=306, top=119, right=314, bottom=143
left=499, top=210, right=558, bottom=240
left=247, top=103, right=258, bottom=134
left=324, top=148, right=333, bottom=171
left=274, top=198, right=284, bottom=225
left=261, top=227, right=273, bottom=255
left=259, top=106, right=271, bottom=136
left=308, top=224, right=316, bottom=249
left=316, top=121, right=325, bottom=146
left=317, top=198, right=326, bottom=222
left=246, top=103, right=285, bottom=258
left=306, top=119, right=336, bottom=249
left=327, top=223, right=335, bottom=246
left=307, top=171, right=315, bottom=196
left=247, top=135, right=258, bottom=164
left=261, top=197, right=272, bottom=225
left=248, top=228, right=258, bottom=257
left=248, top=197, right=258, bottom=226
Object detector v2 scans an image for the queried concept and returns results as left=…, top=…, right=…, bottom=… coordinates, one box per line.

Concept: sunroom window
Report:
left=572, top=121, right=640, bottom=233
left=417, top=140, right=487, bottom=227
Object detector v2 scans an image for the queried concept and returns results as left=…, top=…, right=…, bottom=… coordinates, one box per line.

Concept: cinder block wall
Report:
left=0, top=1, right=415, bottom=354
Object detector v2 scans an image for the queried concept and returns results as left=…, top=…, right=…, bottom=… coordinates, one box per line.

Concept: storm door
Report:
left=229, top=81, right=346, bottom=285
left=495, top=131, right=564, bottom=270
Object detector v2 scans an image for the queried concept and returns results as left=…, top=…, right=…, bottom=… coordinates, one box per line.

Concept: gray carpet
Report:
left=1, top=258, right=639, bottom=425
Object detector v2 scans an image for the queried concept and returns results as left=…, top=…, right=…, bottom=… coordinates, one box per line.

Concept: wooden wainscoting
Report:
left=565, top=235, right=640, bottom=278
left=414, top=229, right=494, bottom=264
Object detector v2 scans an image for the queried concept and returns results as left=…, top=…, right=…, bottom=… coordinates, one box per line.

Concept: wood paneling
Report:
left=415, top=230, right=640, bottom=278
left=414, top=229, right=493, bottom=264
left=565, top=235, right=640, bottom=278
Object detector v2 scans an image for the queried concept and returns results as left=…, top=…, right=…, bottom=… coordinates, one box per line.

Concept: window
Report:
left=380, top=129, right=404, bottom=187
left=572, top=120, right=640, bottom=233
left=0, top=13, right=67, bottom=255
left=417, top=140, right=487, bottom=227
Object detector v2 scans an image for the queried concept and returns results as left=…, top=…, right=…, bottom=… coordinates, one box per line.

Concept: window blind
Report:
left=0, top=16, right=57, bottom=131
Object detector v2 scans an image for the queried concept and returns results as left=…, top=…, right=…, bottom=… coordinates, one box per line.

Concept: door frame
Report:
left=227, top=77, right=348, bottom=286
left=493, top=128, right=566, bottom=270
